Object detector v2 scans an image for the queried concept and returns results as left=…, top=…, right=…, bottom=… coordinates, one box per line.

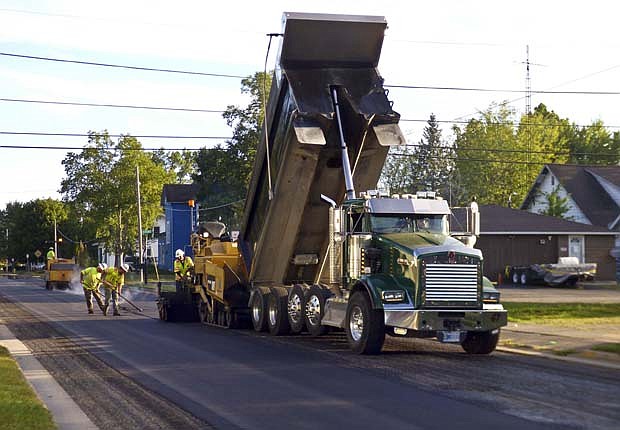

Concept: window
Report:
left=370, top=214, right=448, bottom=235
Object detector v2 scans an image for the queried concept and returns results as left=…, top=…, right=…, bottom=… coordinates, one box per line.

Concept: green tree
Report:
left=61, top=131, right=175, bottom=263
left=453, top=103, right=522, bottom=205
left=567, top=120, right=619, bottom=165
left=539, top=185, right=572, bottom=219
left=379, top=144, right=417, bottom=195
left=453, top=103, right=569, bottom=206
left=380, top=114, right=454, bottom=198
left=152, top=149, right=196, bottom=183
left=2, top=199, right=69, bottom=265
left=194, top=72, right=271, bottom=228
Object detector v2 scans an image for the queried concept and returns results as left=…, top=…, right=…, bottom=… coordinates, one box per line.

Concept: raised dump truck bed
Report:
left=239, top=12, right=405, bottom=287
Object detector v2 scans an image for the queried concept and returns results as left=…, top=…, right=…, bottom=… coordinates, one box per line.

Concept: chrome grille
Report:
left=424, top=263, right=478, bottom=303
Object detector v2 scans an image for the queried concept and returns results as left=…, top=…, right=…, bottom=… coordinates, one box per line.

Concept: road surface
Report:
left=1, top=277, right=618, bottom=430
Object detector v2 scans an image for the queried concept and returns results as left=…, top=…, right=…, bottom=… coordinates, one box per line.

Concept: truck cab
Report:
left=321, top=191, right=507, bottom=354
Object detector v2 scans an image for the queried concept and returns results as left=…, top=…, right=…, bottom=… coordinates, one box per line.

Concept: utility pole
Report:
left=54, top=217, right=58, bottom=258
left=136, top=166, right=144, bottom=283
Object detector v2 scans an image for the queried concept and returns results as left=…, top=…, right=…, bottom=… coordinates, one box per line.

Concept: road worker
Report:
left=46, top=247, right=55, bottom=270
left=174, top=249, right=194, bottom=293
left=101, top=263, right=129, bottom=316
left=80, top=263, right=107, bottom=314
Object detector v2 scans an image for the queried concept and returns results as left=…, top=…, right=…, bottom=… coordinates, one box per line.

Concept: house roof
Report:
left=452, top=204, right=614, bottom=235
left=161, top=184, right=198, bottom=205
left=520, top=164, right=620, bottom=228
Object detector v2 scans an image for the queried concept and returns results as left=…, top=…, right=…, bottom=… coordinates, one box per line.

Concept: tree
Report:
left=193, top=72, right=271, bottom=228
left=2, top=199, right=69, bottom=264
left=566, top=120, right=620, bottom=165
left=379, top=144, right=417, bottom=195
left=380, top=114, right=454, bottom=198
left=60, top=131, right=176, bottom=263
left=539, top=185, right=572, bottom=219
left=453, top=103, right=522, bottom=205
left=453, top=103, right=570, bottom=206
left=152, top=149, right=196, bottom=183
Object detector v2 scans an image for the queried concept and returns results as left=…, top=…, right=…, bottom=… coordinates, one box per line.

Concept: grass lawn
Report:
left=0, top=346, right=56, bottom=430
left=503, top=302, right=620, bottom=326
left=591, top=343, right=620, bottom=355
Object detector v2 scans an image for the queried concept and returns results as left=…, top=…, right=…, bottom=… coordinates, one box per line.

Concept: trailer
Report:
left=158, top=12, right=507, bottom=355
left=509, top=257, right=596, bottom=287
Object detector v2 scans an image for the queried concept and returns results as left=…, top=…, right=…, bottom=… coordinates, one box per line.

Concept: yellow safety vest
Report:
left=174, top=256, right=194, bottom=280
left=81, top=267, right=101, bottom=290
left=103, top=268, right=124, bottom=290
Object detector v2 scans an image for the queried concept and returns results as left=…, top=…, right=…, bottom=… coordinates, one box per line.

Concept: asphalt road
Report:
left=1, top=277, right=619, bottom=430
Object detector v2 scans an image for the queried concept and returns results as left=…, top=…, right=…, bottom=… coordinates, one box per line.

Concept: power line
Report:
left=3, top=51, right=620, bottom=95
left=0, top=132, right=230, bottom=139
left=391, top=153, right=562, bottom=166
left=0, top=52, right=247, bottom=79
left=385, top=84, right=620, bottom=95
left=452, top=63, right=620, bottom=121
left=0, top=140, right=616, bottom=162
left=401, top=143, right=619, bottom=158
left=2, top=97, right=620, bottom=130
left=0, top=97, right=226, bottom=113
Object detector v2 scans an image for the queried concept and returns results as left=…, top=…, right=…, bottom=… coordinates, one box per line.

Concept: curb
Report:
left=497, top=345, right=620, bottom=370
left=0, top=324, right=98, bottom=430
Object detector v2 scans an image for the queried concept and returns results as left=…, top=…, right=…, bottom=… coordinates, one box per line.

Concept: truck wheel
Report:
left=512, top=271, right=519, bottom=285
left=287, top=284, right=306, bottom=334
left=520, top=273, right=527, bottom=285
left=345, top=291, right=385, bottom=354
left=158, top=302, right=168, bottom=321
left=461, top=329, right=500, bottom=354
left=267, top=288, right=291, bottom=335
left=198, top=302, right=208, bottom=324
left=304, top=285, right=329, bottom=337
left=223, top=309, right=240, bottom=329
left=250, top=288, right=268, bottom=332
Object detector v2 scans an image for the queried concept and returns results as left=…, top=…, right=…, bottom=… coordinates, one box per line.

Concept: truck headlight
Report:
left=483, top=291, right=500, bottom=303
left=382, top=290, right=405, bottom=302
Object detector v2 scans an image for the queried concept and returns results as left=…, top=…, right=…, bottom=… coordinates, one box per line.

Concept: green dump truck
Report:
left=160, top=12, right=507, bottom=355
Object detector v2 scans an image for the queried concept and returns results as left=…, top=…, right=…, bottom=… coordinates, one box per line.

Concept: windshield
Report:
left=370, top=214, right=448, bottom=234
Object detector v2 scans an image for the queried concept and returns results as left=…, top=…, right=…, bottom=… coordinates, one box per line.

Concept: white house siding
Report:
left=525, top=172, right=591, bottom=224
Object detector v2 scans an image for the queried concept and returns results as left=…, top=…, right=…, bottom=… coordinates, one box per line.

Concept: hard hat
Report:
left=119, top=263, right=130, bottom=272
left=49, top=247, right=54, bottom=250
left=97, top=263, right=107, bottom=271
left=175, top=249, right=184, bottom=258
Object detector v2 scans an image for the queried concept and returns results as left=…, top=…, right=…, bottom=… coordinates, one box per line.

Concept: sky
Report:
left=1, top=0, right=619, bottom=209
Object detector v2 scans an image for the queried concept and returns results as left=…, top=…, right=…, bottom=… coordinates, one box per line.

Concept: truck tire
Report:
left=158, top=302, right=168, bottom=321
left=345, top=291, right=385, bottom=355
left=267, top=287, right=291, bottom=335
left=304, top=285, right=329, bottom=337
left=520, top=272, right=527, bottom=285
left=511, top=271, right=519, bottom=285
left=250, top=288, right=268, bottom=332
left=461, top=329, right=500, bottom=354
left=198, top=301, right=208, bottom=324
left=287, top=284, right=306, bottom=334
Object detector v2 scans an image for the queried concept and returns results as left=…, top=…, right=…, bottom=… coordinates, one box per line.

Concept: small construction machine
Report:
left=158, top=12, right=507, bottom=354
left=45, top=257, right=79, bottom=290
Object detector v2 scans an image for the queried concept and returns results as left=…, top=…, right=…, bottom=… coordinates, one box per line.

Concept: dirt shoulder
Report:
left=497, top=285, right=620, bottom=367
left=0, top=295, right=212, bottom=430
